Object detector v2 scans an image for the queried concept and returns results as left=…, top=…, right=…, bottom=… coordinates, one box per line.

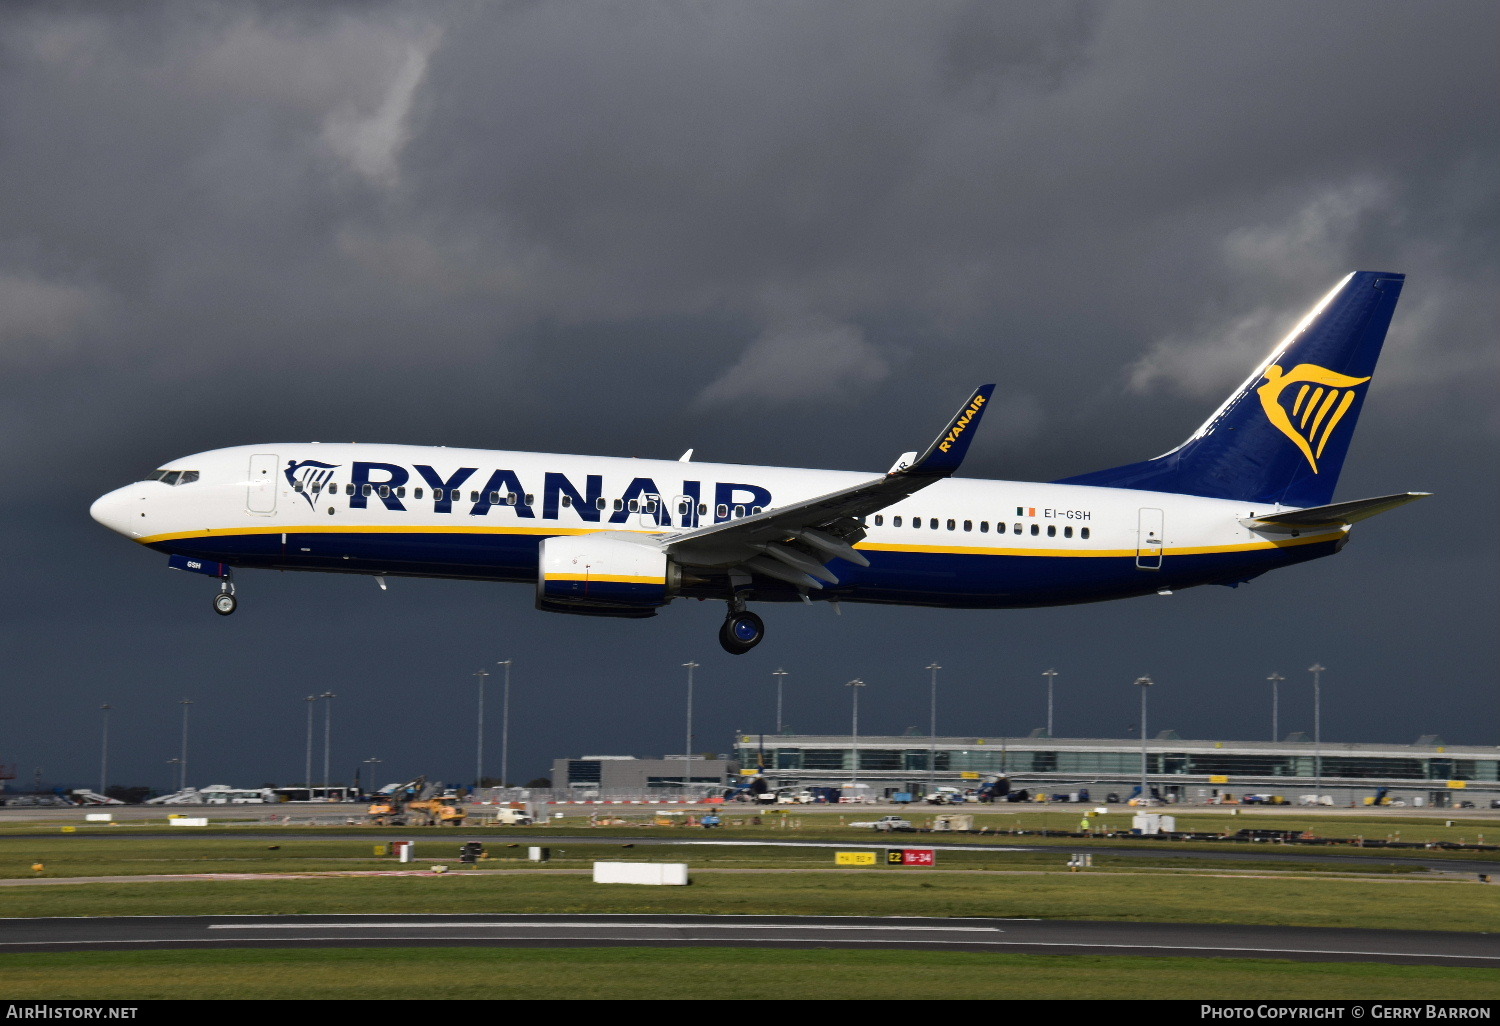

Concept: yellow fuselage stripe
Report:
left=138, top=524, right=1343, bottom=558
left=545, top=573, right=666, bottom=585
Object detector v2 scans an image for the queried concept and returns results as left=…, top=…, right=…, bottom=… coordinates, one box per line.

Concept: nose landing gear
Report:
left=212, top=580, right=237, bottom=616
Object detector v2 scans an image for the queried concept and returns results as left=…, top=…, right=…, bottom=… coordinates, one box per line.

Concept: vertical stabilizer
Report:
left=1057, top=272, right=1404, bottom=508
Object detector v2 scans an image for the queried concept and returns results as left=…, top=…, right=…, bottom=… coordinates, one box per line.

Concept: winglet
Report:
left=896, top=384, right=995, bottom=478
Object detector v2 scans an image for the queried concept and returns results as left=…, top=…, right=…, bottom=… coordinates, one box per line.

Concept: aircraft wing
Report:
left=664, top=385, right=994, bottom=588
left=1240, top=491, right=1430, bottom=533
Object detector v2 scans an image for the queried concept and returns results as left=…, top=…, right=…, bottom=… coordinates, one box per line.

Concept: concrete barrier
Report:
left=84, top=813, right=113, bottom=822
left=168, top=817, right=209, bottom=827
left=593, top=862, right=689, bottom=885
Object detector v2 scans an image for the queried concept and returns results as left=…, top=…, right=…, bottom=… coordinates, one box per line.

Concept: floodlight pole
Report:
left=304, top=695, right=317, bottom=788
left=178, top=699, right=193, bottom=792
left=473, top=669, right=490, bottom=789
left=682, top=662, right=699, bottom=795
left=1043, top=668, right=1059, bottom=737
left=320, top=691, right=336, bottom=792
left=772, top=668, right=788, bottom=735
left=926, top=662, right=940, bottom=790
left=98, top=704, right=111, bottom=797
left=1309, top=664, right=1325, bottom=798
left=846, top=679, right=866, bottom=792
left=497, top=660, right=513, bottom=789
left=1134, top=677, right=1153, bottom=802
left=1267, top=672, right=1284, bottom=742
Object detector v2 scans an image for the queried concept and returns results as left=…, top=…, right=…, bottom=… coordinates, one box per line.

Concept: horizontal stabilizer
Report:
left=1241, top=492, right=1430, bottom=532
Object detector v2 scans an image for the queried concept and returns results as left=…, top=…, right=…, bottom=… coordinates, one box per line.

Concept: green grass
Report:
left=4, top=867, right=1496, bottom=932
left=0, top=947, right=1495, bottom=1000
left=0, top=834, right=1446, bottom=880
left=2, top=816, right=1497, bottom=1000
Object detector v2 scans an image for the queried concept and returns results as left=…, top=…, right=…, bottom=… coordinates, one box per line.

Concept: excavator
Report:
left=368, top=777, right=467, bottom=827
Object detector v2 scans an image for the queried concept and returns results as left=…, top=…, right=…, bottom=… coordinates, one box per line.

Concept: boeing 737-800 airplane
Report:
left=91, top=271, right=1425, bottom=654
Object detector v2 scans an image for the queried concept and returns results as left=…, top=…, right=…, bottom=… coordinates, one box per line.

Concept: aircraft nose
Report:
left=90, top=484, right=144, bottom=538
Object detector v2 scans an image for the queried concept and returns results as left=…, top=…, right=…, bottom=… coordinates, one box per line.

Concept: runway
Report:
left=0, top=914, right=1495, bottom=966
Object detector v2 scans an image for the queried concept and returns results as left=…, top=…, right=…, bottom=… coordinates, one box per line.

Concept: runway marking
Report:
left=209, top=922, right=1003, bottom=933
left=1, top=937, right=1496, bottom=963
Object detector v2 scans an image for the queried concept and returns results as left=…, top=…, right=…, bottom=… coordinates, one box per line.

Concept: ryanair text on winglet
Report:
left=937, top=393, right=988, bottom=453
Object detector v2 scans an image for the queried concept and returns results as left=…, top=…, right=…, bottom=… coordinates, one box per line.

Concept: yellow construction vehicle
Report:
left=368, top=777, right=466, bottom=826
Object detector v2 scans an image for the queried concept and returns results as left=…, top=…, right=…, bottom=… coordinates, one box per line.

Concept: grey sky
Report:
left=1, top=1, right=1495, bottom=792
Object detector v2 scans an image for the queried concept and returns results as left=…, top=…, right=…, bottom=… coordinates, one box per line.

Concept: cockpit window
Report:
left=147, top=469, right=199, bottom=486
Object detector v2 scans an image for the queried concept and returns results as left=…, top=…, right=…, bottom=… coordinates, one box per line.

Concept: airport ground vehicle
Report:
left=368, top=778, right=468, bottom=827
left=490, top=808, right=533, bottom=825
left=850, top=816, right=914, bottom=831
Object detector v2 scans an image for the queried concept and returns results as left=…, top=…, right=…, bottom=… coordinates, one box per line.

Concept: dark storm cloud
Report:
left=0, top=1, right=1494, bottom=790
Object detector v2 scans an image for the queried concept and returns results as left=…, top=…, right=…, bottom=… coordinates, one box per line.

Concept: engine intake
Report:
left=536, top=533, right=678, bottom=618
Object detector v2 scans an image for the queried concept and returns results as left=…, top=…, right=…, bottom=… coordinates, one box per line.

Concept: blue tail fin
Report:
left=1057, top=272, right=1405, bottom=508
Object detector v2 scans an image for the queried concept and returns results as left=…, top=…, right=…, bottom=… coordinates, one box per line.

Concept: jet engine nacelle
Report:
left=536, top=532, right=678, bottom=618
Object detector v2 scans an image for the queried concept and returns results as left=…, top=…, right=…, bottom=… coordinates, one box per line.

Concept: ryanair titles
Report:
left=937, top=393, right=988, bottom=453
left=313, top=461, right=772, bottom=528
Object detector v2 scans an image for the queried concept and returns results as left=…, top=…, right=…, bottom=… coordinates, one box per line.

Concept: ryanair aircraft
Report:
left=91, top=271, right=1425, bottom=654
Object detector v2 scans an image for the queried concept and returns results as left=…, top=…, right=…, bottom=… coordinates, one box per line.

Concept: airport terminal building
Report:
left=730, top=732, right=1500, bottom=807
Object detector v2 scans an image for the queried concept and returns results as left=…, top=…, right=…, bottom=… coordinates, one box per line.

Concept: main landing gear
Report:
left=719, top=610, right=764, bottom=655
left=212, top=579, right=237, bottom=616
left=718, top=585, right=765, bottom=655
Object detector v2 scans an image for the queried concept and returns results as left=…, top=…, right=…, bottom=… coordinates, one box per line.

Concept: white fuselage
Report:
left=90, top=442, right=1344, bottom=609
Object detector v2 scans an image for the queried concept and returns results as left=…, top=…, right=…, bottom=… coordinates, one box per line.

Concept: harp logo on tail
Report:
left=1256, top=364, right=1370, bottom=474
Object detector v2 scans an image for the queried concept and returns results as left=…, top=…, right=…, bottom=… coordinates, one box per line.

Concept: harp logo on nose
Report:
left=285, top=460, right=341, bottom=509
left=1256, top=364, right=1371, bottom=474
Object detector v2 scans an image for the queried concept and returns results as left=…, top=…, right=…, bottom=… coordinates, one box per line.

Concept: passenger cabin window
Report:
left=716, top=504, right=728, bottom=518
left=1047, top=525, right=1056, bottom=537
left=874, top=515, right=884, bottom=526
left=361, top=484, right=372, bottom=497
left=1081, top=527, right=1091, bottom=540
left=433, top=488, right=444, bottom=501
left=893, top=516, right=902, bottom=527
left=1030, top=524, right=1039, bottom=536
left=614, top=499, right=624, bottom=511
left=929, top=518, right=938, bottom=530
left=488, top=491, right=500, bottom=503
left=596, top=497, right=607, bottom=510
left=963, top=520, right=972, bottom=532
left=628, top=499, right=639, bottom=513
left=1064, top=525, right=1072, bottom=538
left=378, top=485, right=390, bottom=498
left=947, top=519, right=956, bottom=531
left=470, top=490, right=479, bottom=502
left=979, top=521, right=988, bottom=533
left=1013, top=523, right=1021, bottom=533
left=733, top=505, right=746, bottom=518
left=561, top=495, right=572, bottom=508
left=413, top=487, right=423, bottom=499
left=913, top=517, right=922, bottom=529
